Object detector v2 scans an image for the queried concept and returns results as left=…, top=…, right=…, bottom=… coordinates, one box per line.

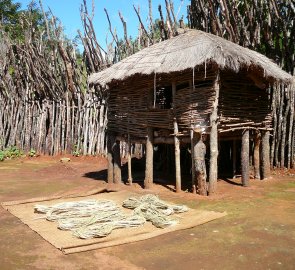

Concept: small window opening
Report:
left=155, top=85, right=172, bottom=109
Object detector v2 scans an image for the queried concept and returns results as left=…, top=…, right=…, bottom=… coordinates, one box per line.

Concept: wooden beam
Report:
left=127, top=134, right=133, bottom=185
left=144, top=127, right=154, bottom=189
left=190, top=129, right=196, bottom=193
left=172, top=81, right=181, bottom=193
left=193, top=130, right=207, bottom=196
left=117, top=135, right=245, bottom=145
left=113, top=139, right=122, bottom=184
left=209, top=72, right=220, bottom=195
left=254, top=130, right=261, bottom=179
left=232, top=139, right=237, bottom=179
left=107, top=134, right=114, bottom=184
left=144, top=86, right=155, bottom=189
left=261, top=130, right=271, bottom=179
left=241, top=129, right=250, bottom=187
left=173, top=118, right=181, bottom=193
left=189, top=80, right=196, bottom=194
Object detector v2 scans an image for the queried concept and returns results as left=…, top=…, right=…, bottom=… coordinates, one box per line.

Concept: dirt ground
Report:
left=0, top=156, right=295, bottom=270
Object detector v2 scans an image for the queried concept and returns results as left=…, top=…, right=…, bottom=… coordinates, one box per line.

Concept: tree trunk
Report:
left=287, top=83, right=295, bottom=168
left=190, top=129, right=196, bottom=193
left=127, top=134, right=133, bottom=185
left=107, top=134, right=115, bottom=184
left=113, top=139, right=122, bottom=184
left=172, top=81, right=181, bottom=193
left=193, top=130, right=207, bottom=196
left=209, top=73, right=220, bottom=195
left=254, top=130, right=261, bottom=179
left=241, top=129, right=249, bottom=187
left=232, top=139, right=237, bottom=178
left=144, top=127, right=154, bottom=189
left=174, top=118, right=181, bottom=192
left=261, top=130, right=271, bottom=179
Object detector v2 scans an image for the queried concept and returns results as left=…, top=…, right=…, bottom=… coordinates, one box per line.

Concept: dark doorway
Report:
left=218, top=140, right=241, bottom=178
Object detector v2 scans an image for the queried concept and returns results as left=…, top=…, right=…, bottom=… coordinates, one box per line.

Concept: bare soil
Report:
left=0, top=156, right=295, bottom=270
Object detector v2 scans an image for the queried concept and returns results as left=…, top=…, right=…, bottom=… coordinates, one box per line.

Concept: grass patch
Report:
left=266, top=191, right=295, bottom=201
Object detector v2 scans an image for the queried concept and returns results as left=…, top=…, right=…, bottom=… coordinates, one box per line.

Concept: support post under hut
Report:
left=209, top=72, right=220, bottom=195
left=172, top=81, right=181, bottom=193
left=261, top=130, right=271, bottom=179
left=241, top=129, right=250, bottom=186
left=107, top=133, right=115, bottom=184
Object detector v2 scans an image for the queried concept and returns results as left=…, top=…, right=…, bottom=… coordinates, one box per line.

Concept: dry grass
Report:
left=89, top=30, right=292, bottom=88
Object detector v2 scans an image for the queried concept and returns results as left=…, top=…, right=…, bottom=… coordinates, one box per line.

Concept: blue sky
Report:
left=16, top=0, right=189, bottom=48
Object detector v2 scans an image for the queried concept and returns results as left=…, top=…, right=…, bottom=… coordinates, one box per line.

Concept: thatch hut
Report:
left=89, top=30, right=292, bottom=195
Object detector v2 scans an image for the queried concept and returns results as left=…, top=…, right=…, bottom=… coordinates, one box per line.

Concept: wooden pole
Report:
left=174, top=118, right=181, bottom=192
left=127, top=134, right=133, bottom=185
left=144, top=127, right=154, bottom=189
left=193, top=130, right=207, bottom=196
left=107, top=133, right=114, bottom=184
left=113, top=139, right=122, bottom=184
left=232, top=139, right=237, bottom=178
left=172, top=81, right=181, bottom=193
left=144, top=87, right=154, bottom=189
left=209, top=72, right=220, bottom=195
left=253, top=130, right=261, bottom=179
left=189, top=80, right=196, bottom=194
left=241, top=129, right=250, bottom=187
left=261, top=130, right=271, bottom=179
left=191, top=129, right=197, bottom=193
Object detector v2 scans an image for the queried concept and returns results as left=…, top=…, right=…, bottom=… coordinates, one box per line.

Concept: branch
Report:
left=133, top=5, right=152, bottom=44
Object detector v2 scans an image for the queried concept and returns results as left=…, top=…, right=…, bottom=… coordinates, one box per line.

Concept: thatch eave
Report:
left=89, top=30, right=292, bottom=88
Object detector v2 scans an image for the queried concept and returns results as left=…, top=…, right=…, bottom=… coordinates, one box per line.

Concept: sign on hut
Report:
left=89, top=30, right=292, bottom=196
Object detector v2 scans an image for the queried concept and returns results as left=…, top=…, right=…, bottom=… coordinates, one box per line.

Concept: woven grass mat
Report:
left=1, top=189, right=226, bottom=254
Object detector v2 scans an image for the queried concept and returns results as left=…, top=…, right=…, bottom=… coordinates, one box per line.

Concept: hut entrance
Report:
left=153, top=144, right=194, bottom=191
left=218, top=140, right=241, bottom=178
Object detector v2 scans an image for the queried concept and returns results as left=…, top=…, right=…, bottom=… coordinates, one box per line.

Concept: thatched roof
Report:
left=89, top=30, right=292, bottom=87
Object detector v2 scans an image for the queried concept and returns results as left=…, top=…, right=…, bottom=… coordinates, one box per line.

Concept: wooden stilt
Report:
left=261, top=130, right=271, bottom=179
left=144, top=86, right=155, bottom=189
left=144, top=127, right=154, bottom=189
left=241, top=129, right=249, bottom=187
left=193, top=130, right=207, bottom=196
left=172, top=81, right=181, bottom=193
left=113, top=139, right=122, bottom=184
left=174, top=118, right=181, bottom=192
left=209, top=72, right=220, bottom=195
left=107, top=134, right=114, bottom=184
left=254, top=130, right=261, bottom=179
left=190, top=129, right=196, bottom=194
left=189, top=80, right=196, bottom=194
left=232, top=139, right=237, bottom=179
left=127, top=134, right=133, bottom=185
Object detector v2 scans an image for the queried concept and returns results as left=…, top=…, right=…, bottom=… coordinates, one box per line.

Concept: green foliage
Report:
left=28, top=148, right=36, bottom=157
left=1, top=0, right=47, bottom=41
left=72, top=144, right=81, bottom=157
left=0, top=0, right=21, bottom=25
left=0, top=146, right=23, bottom=161
left=0, top=0, right=21, bottom=39
left=8, top=66, right=14, bottom=75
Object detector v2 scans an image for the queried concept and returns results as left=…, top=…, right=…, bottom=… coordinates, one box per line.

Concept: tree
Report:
left=0, top=0, right=21, bottom=38
left=0, top=0, right=20, bottom=25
